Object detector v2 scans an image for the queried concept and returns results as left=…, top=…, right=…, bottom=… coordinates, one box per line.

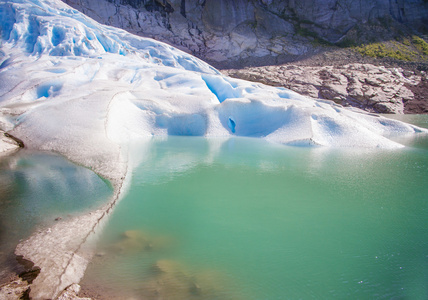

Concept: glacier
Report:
left=0, top=0, right=427, bottom=299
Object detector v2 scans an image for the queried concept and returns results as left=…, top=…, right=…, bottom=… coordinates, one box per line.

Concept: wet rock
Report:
left=57, top=283, right=92, bottom=300
left=16, top=256, right=40, bottom=284
left=19, top=268, right=41, bottom=285
left=0, top=279, right=30, bottom=300
left=14, top=207, right=111, bottom=300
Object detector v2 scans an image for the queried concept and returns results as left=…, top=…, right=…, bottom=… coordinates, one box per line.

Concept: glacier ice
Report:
left=1, top=0, right=426, bottom=169
left=0, top=0, right=428, bottom=298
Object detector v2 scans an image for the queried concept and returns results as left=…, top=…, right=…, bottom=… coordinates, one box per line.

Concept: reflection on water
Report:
left=81, top=116, right=428, bottom=300
left=0, top=150, right=112, bottom=282
left=382, top=114, right=428, bottom=149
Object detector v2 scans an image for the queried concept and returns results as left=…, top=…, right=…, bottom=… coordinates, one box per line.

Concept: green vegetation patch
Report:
left=355, top=42, right=416, bottom=61
left=412, top=35, right=428, bottom=55
left=354, top=36, right=428, bottom=61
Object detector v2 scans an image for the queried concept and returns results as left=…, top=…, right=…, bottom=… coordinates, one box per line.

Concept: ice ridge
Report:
left=0, top=0, right=218, bottom=74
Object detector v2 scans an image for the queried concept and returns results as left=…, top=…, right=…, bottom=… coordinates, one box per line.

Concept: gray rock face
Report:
left=63, top=0, right=428, bottom=66
left=270, top=0, right=428, bottom=42
left=62, top=0, right=306, bottom=66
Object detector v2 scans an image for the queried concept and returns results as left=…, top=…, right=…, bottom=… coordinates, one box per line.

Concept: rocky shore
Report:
left=223, top=59, right=428, bottom=114
left=0, top=180, right=127, bottom=300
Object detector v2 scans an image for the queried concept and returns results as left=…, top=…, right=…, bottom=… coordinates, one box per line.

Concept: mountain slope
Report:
left=62, top=0, right=428, bottom=66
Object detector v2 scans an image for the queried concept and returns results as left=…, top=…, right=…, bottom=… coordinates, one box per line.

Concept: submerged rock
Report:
left=110, top=230, right=173, bottom=254
left=139, top=259, right=236, bottom=300
left=111, top=230, right=153, bottom=253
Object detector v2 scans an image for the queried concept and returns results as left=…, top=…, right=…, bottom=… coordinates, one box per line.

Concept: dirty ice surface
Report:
left=1, top=0, right=428, bottom=299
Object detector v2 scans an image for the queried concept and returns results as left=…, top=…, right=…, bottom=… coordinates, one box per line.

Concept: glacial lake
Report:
left=0, top=115, right=427, bottom=299
left=0, top=151, right=112, bottom=282
left=80, top=115, right=428, bottom=299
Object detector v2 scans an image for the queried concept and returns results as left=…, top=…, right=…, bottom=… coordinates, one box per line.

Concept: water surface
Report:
left=81, top=116, right=428, bottom=299
left=0, top=150, right=112, bottom=282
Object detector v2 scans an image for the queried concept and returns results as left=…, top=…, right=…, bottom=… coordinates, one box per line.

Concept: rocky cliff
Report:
left=63, top=0, right=428, bottom=66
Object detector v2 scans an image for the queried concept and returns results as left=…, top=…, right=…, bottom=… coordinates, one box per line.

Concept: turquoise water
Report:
left=82, top=116, right=428, bottom=299
left=0, top=150, right=112, bottom=281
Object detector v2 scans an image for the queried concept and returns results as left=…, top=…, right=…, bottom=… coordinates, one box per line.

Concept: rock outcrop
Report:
left=0, top=131, right=22, bottom=156
left=224, top=63, right=428, bottom=114
left=0, top=279, right=30, bottom=300
left=62, top=0, right=428, bottom=67
left=261, top=0, right=428, bottom=42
